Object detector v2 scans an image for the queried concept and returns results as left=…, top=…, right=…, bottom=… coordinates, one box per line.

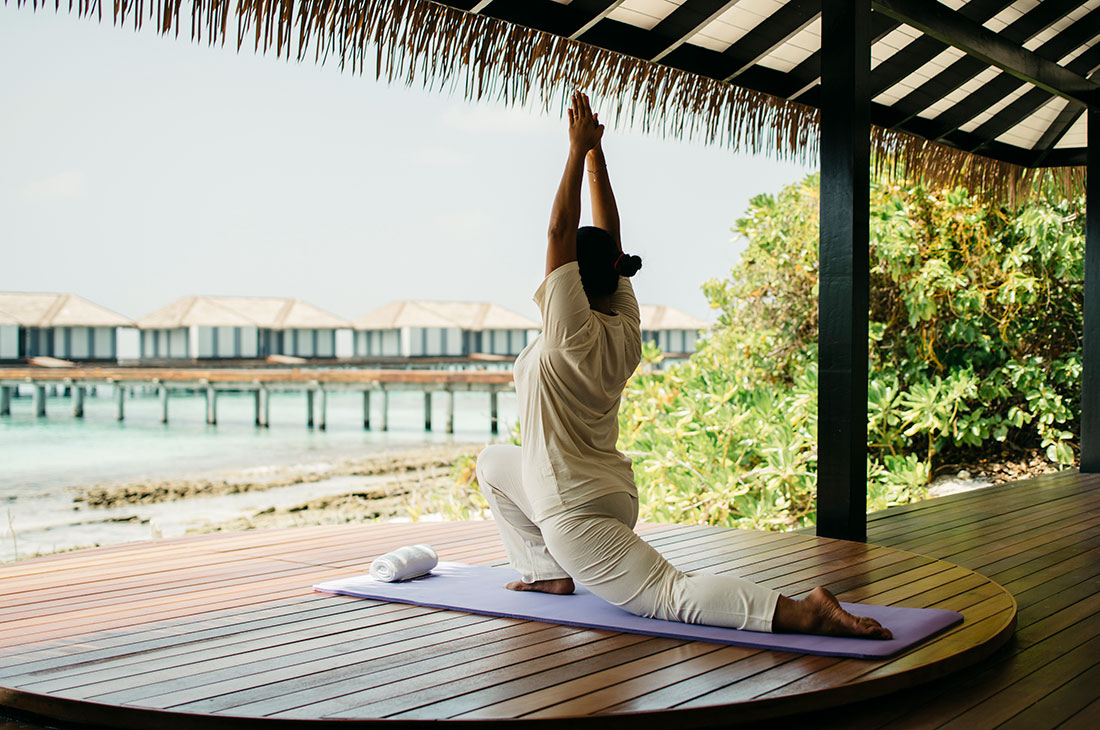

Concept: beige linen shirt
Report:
left=514, top=260, right=643, bottom=521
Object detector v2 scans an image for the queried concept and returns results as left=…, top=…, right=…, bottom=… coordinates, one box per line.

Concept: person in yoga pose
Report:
left=476, top=91, right=891, bottom=639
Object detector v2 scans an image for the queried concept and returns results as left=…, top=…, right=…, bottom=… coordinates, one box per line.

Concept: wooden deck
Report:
left=2, top=470, right=1094, bottom=728
left=800, top=469, right=1100, bottom=729
left=0, top=499, right=1029, bottom=728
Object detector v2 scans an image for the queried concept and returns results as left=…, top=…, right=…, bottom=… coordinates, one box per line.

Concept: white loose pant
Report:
left=476, top=444, right=780, bottom=633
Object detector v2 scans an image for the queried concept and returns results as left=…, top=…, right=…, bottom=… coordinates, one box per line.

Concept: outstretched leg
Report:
left=540, top=493, right=891, bottom=638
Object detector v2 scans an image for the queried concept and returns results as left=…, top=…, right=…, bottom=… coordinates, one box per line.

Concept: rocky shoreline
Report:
left=74, top=444, right=485, bottom=508
left=68, top=442, right=491, bottom=538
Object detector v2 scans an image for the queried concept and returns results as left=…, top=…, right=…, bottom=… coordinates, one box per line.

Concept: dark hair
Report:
left=576, top=226, right=642, bottom=299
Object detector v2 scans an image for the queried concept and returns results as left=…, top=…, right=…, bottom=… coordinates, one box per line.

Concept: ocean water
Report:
left=0, top=385, right=516, bottom=562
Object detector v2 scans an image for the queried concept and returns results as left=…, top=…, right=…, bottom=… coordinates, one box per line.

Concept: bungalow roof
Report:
left=0, top=293, right=132, bottom=328
left=639, top=305, right=710, bottom=331
left=136, top=296, right=350, bottom=329
left=354, top=301, right=539, bottom=331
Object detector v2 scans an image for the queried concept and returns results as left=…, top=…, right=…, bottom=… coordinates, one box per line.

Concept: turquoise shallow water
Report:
left=0, top=385, right=516, bottom=562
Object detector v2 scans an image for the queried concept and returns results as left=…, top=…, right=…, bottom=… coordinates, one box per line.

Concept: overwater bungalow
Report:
left=0, top=292, right=132, bottom=362
left=353, top=301, right=539, bottom=358
left=639, top=304, right=709, bottom=355
left=3, top=1, right=1099, bottom=729
left=137, top=296, right=350, bottom=360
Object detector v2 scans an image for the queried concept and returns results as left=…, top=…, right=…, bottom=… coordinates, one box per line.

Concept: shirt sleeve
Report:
left=534, top=261, right=592, bottom=348
left=610, top=275, right=641, bottom=329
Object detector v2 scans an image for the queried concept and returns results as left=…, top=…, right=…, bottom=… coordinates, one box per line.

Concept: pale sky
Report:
left=1, top=5, right=814, bottom=324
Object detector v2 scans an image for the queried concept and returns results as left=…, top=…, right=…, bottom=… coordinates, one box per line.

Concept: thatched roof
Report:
left=639, top=305, right=709, bottom=332
left=0, top=292, right=133, bottom=327
left=354, top=301, right=539, bottom=330
left=15, top=0, right=1094, bottom=198
left=138, top=296, right=350, bottom=329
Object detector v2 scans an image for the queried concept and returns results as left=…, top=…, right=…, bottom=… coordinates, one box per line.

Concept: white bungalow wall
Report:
left=276, top=329, right=334, bottom=358
left=196, top=326, right=216, bottom=358
left=169, top=328, right=189, bottom=357
left=355, top=329, right=402, bottom=357
left=485, top=329, right=528, bottom=356
left=94, top=327, right=113, bottom=358
left=401, top=327, right=465, bottom=357
left=315, top=330, right=335, bottom=358
left=49, top=326, right=118, bottom=359
left=642, top=329, right=698, bottom=354
left=0, top=325, right=18, bottom=360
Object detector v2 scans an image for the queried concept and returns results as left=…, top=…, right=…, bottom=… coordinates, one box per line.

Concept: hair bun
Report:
left=615, top=253, right=642, bottom=278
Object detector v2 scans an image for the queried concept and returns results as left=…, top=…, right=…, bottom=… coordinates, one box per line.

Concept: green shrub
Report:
left=619, top=174, right=1084, bottom=529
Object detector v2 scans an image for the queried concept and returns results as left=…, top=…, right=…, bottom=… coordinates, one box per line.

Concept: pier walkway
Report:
left=0, top=367, right=514, bottom=433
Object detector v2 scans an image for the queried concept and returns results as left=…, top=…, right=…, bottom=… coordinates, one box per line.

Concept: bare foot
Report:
left=773, top=586, right=893, bottom=639
left=505, top=577, right=575, bottom=595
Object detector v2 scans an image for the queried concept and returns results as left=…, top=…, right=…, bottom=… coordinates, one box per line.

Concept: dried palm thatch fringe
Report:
left=13, top=0, right=1086, bottom=201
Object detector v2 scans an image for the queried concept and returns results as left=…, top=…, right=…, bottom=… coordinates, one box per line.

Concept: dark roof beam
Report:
left=718, top=0, right=818, bottom=81
left=568, top=1, right=628, bottom=41
left=880, top=0, right=1083, bottom=132
left=463, top=0, right=627, bottom=40
left=960, top=44, right=1100, bottom=154
left=1032, top=104, right=1087, bottom=166
left=647, top=1, right=745, bottom=64
left=924, top=8, right=1100, bottom=144
left=867, top=0, right=1014, bottom=97
left=873, top=0, right=1100, bottom=108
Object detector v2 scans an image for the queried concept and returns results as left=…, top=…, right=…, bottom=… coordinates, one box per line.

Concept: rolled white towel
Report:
left=369, top=544, right=439, bottom=582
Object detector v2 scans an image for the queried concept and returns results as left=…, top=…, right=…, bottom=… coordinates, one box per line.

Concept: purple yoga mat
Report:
left=314, top=562, right=962, bottom=659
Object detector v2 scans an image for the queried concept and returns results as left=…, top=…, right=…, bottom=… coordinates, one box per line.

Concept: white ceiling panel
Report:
left=608, top=0, right=681, bottom=31
left=687, top=0, right=788, bottom=54
left=982, top=1, right=1040, bottom=34
left=1022, top=0, right=1100, bottom=52
left=997, top=94, right=1074, bottom=148
left=873, top=44, right=967, bottom=106
left=1054, top=110, right=1088, bottom=148
left=919, top=66, right=1004, bottom=120
left=871, top=25, right=923, bottom=70
left=755, top=17, right=819, bottom=72
left=958, top=87, right=1065, bottom=134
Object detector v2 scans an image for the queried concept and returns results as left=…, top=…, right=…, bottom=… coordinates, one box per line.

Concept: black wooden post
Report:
left=1083, top=108, right=1099, bottom=472
left=817, top=0, right=871, bottom=541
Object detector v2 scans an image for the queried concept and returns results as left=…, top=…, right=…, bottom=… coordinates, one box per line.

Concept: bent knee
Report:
left=475, top=444, right=518, bottom=490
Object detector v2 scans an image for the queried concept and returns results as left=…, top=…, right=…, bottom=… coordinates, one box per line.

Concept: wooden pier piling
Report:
left=381, top=389, right=390, bottom=432
left=257, top=387, right=270, bottom=428
left=446, top=389, right=455, bottom=434
left=318, top=387, right=327, bottom=431
left=424, top=392, right=432, bottom=431
left=490, top=387, right=499, bottom=435
left=73, top=386, right=84, bottom=418
left=33, top=385, right=46, bottom=417
left=306, top=389, right=315, bottom=429
left=115, top=385, right=124, bottom=421
left=362, top=390, right=371, bottom=430
left=159, top=384, right=169, bottom=424
left=205, top=385, right=217, bottom=425
left=0, top=386, right=10, bottom=416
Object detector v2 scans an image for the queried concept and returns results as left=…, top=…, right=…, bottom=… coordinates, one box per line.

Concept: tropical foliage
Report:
left=618, top=174, right=1084, bottom=530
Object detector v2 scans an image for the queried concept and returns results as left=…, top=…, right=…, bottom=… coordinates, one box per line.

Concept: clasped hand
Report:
left=567, top=91, right=604, bottom=154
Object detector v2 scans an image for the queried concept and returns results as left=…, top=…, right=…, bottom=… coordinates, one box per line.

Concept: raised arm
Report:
left=585, top=137, right=621, bottom=250
left=547, top=92, right=604, bottom=276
